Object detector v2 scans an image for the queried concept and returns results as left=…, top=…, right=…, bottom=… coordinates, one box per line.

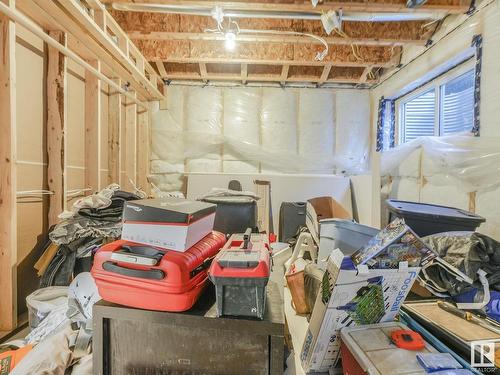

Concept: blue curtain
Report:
left=376, top=97, right=396, bottom=152
left=471, top=34, right=482, bottom=136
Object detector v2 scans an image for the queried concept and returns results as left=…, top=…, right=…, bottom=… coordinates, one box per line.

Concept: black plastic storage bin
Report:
left=279, top=202, right=306, bottom=242
left=202, top=196, right=257, bottom=235
left=386, top=199, right=485, bottom=237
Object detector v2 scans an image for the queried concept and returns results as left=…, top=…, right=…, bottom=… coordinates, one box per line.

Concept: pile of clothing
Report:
left=2, top=273, right=100, bottom=375
left=2, top=185, right=143, bottom=374
left=36, top=184, right=141, bottom=287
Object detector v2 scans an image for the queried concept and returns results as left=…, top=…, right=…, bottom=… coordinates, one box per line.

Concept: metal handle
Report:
left=242, top=227, right=252, bottom=249
left=102, top=261, right=165, bottom=280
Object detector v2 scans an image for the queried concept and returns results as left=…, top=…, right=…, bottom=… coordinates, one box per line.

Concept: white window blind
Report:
left=401, top=89, right=436, bottom=143
left=440, top=70, right=475, bottom=135
left=398, top=64, right=475, bottom=144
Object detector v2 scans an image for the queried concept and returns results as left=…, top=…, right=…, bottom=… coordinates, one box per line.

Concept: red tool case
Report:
left=91, top=231, right=226, bottom=312
left=209, top=229, right=271, bottom=319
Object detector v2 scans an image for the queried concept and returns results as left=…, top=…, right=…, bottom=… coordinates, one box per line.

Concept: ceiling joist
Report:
left=137, top=40, right=401, bottom=66
left=110, top=12, right=437, bottom=42
left=127, top=31, right=427, bottom=47
left=102, top=0, right=469, bottom=14
left=102, top=0, right=463, bottom=85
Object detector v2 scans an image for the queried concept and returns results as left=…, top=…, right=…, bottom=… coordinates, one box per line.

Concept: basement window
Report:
left=397, top=62, right=475, bottom=143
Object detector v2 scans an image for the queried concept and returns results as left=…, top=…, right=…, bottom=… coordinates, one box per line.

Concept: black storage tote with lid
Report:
left=386, top=199, right=485, bottom=237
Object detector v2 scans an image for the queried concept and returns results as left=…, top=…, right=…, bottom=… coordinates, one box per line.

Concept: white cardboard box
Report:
left=121, top=198, right=216, bottom=251
left=300, top=249, right=420, bottom=373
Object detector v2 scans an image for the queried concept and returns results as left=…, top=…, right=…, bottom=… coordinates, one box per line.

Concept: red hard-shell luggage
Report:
left=91, top=231, right=226, bottom=312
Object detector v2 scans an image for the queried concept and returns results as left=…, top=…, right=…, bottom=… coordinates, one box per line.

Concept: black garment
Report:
left=423, top=231, right=500, bottom=296
left=40, top=237, right=101, bottom=287
left=18, top=226, right=55, bottom=315
left=78, top=190, right=140, bottom=222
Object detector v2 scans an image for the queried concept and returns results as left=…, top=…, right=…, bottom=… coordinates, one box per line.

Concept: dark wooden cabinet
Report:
left=93, top=282, right=284, bottom=375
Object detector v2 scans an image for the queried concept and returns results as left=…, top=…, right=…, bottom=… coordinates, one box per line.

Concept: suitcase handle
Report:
left=102, top=261, right=165, bottom=280
left=190, top=255, right=215, bottom=278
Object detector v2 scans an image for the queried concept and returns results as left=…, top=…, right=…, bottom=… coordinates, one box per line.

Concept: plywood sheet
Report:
left=67, top=74, right=86, bottom=168
left=16, top=163, right=48, bottom=262
left=67, top=167, right=85, bottom=207
left=16, top=40, right=45, bottom=164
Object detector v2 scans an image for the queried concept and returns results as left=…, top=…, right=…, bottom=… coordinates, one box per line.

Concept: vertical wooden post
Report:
left=137, top=107, right=150, bottom=195
left=108, top=78, right=121, bottom=185
left=0, top=0, right=17, bottom=331
left=47, top=31, right=67, bottom=226
left=85, top=60, right=101, bottom=192
left=125, top=91, right=137, bottom=192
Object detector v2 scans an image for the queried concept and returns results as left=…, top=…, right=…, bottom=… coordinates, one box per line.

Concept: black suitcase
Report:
left=279, top=202, right=307, bottom=242
left=202, top=196, right=258, bottom=235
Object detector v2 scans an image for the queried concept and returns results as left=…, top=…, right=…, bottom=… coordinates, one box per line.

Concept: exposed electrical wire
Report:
left=206, top=7, right=330, bottom=61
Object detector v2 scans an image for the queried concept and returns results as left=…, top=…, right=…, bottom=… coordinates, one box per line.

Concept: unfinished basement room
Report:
left=1, top=0, right=500, bottom=374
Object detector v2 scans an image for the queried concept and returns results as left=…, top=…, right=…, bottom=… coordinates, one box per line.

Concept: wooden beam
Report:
left=137, top=40, right=400, bottom=67
left=0, top=0, right=17, bottom=332
left=47, top=30, right=67, bottom=227
left=94, top=9, right=106, bottom=29
left=124, top=91, right=137, bottom=192
left=360, top=66, right=373, bottom=83
left=53, top=0, right=163, bottom=99
left=84, top=0, right=104, bottom=10
left=155, top=61, right=168, bottom=77
left=137, top=107, right=150, bottom=195
left=108, top=78, right=122, bottom=184
left=162, top=72, right=376, bottom=85
left=103, top=0, right=468, bottom=14
left=85, top=60, right=102, bottom=192
left=319, top=64, right=332, bottom=84
left=280, top=65, right=289, bottom=84
left=10, top=0, right=150, bottom=108
left=199, top=62, right=207, bottom=82
left=21, top=0, right=162, bottom=101
left=111, top=11, right=438, bottom=42
left=241, top=63, right=248, bottom=84
left=128, top=31, right=427, bottom=47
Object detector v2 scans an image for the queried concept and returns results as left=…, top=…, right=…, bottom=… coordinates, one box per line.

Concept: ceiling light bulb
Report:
left=225, top=32, right=236, bottom=51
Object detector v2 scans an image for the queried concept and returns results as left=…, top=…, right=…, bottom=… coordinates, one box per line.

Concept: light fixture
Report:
left=224, top=31, right=236, bottom=51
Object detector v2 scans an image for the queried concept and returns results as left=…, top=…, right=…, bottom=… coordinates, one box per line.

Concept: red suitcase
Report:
left=91, top=231, right=226, bottom=312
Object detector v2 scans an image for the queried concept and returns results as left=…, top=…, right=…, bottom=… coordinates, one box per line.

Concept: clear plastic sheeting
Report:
left=298, top=90, right=335, bottom=173
left=381, top=134, right=500, bottom=192
left=335, top=90, right=371, bottom=174
left=150, top=86, right=370, bottom=186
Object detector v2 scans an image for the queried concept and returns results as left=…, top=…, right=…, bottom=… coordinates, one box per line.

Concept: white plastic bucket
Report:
left=26, top=286, right=68, bottom=330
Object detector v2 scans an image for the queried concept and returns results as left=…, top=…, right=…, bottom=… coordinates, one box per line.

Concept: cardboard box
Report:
left=300, top=249, right=420, bottom=373
left=306, top=197, right=351, bottom=244
left=351, top=218, right=436, bottom=269
left=121, top=198, right=216, bottom=252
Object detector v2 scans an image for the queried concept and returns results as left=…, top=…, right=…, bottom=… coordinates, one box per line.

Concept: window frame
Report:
left=396, top=59, right=475, bottom=145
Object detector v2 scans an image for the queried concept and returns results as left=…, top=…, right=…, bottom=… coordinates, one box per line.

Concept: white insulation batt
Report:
left=377, top=2, right=500, bottom=240
left=381, top=135, right=500, bottom=239
left=150, top=86, right=371, bottom=191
